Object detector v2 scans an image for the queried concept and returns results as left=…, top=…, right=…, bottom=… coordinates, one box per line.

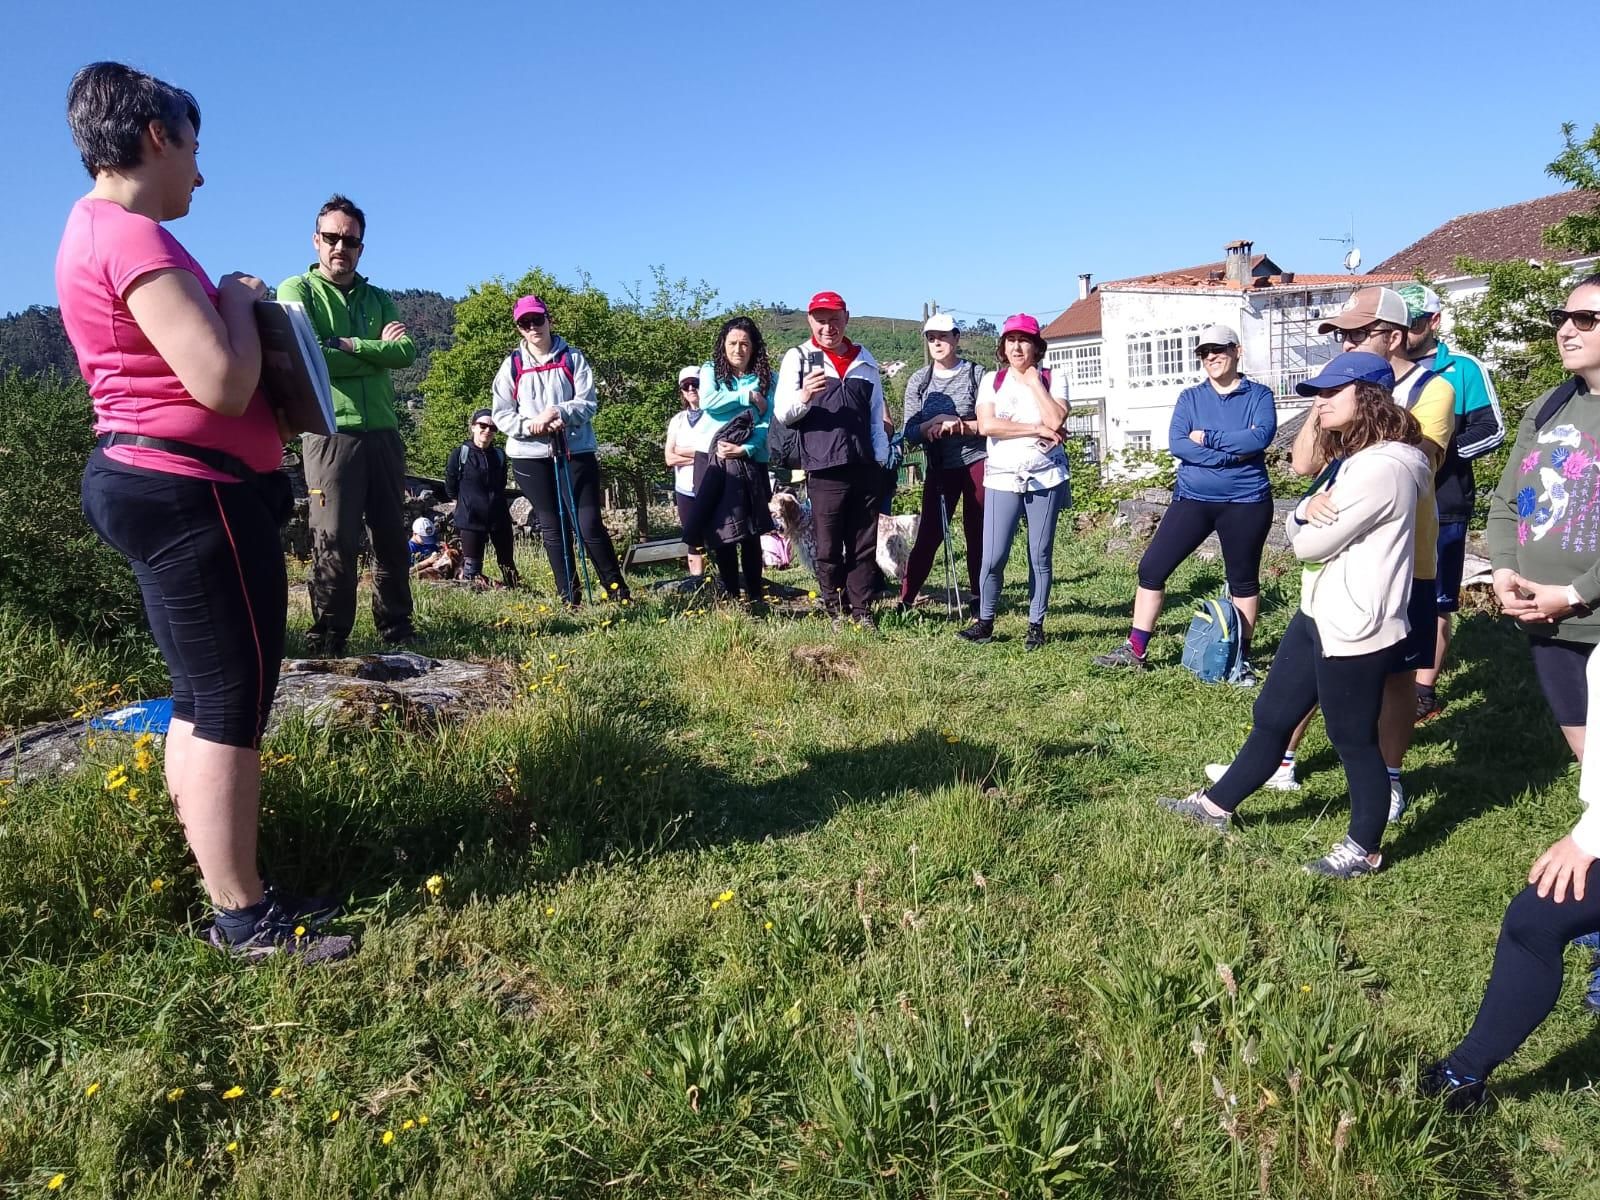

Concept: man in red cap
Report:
left=773, top=292, right=889, bottom=628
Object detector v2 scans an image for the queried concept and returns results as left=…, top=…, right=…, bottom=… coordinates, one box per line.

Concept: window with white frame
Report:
left=1127, top=336, right=1154, bottom=383
left=1126, top=430, right=1152, bottom=452
left=1073, top=344, right=1102, bottom=387
left=1128, top=326, right=1206, bottom=387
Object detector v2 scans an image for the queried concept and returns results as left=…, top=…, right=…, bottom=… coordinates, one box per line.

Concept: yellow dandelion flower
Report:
left=134, top=748, right=154, bottom=772
left=105, top=774, right=128, bottom=792
left=544, top=906, right=555, bottom=916
left=133, top=732, right=153, bottom=749
left=270, top=1086, right=284, bottom=1098
left=764, top=921, right=774, bottom=932
left=149, top=878, right=165, bottom=894
left=84, top=1081, right=101, bottom=1099
left=1300, top=984, right=1312, bottom=995
left=424, top=874, right=445, bottom=897
left=609, top=581, right=619, bottom=590
left=225, top=1141, right=239, bottom=1154
left=719, top=890, right=734, bottom=903
left=293, top=925, right=306, bottom=938
left=401, top=1119, right=415, bottom=1131
left=166, top=1087, right=185, bottom=1102
left=417, top=1114, right=430, bottom=1126
left=381, top=1129, right=395, bottom=1146
left=327, top=1108, right=341, bottom=1123
left=127, top=787, right=140, bottom=802
left=710, top=900, right=722, bottom=911
left=92, top=908, right=107, bottom=920
left=807, top=590, right=818, bottom=600
left=221, top=1085, right=244, bottom=1100
left=47, top=1174, right=66, bottom=1191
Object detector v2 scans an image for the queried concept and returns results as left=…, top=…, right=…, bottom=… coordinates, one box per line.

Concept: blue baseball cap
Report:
left=1295, top=351, right=1395, bottom=396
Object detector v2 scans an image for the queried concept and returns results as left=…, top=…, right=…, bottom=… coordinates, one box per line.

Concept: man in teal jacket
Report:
left=278, top=194, right=418, bottom=655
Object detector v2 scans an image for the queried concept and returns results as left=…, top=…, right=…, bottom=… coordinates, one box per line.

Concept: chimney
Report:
left=1224, top=240, right=1255, bottom=287
left=1077, top=272, right=1092, bottom=301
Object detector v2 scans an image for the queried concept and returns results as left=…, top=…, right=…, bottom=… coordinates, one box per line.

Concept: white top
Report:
left=981, top=370, right=1069, bottom=493
left=665, top=409, right=707, bottom=495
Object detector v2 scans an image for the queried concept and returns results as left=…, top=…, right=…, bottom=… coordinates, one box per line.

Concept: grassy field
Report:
left=2, top=526, right=1598, bottom=1198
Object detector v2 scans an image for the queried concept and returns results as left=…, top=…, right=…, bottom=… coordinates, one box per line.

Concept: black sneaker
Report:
left=261, top=881, right=342, bottom=930
left=1025, top=622, right=1046, bottom=651
left=1419, top=1061, right=1486, bottom=1112
left=381, top=626, right=419, bottom=646
left=1093, top=642, right=1147, bottom=671
left=956, top=618, right=994, bottom=644
left=205, top=900, right=356, bottom=965
left=501, top=567, right=520, bottom=590
left=302, top=633, right=347, bottom=659
left=852, top=612, right=880, bottom=634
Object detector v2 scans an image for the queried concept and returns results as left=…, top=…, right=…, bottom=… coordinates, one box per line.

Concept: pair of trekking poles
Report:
left=549, top=431, right=595, bottom=606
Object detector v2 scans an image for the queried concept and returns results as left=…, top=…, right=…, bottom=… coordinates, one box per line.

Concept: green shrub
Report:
left=0, top=370, right=143, bottom=639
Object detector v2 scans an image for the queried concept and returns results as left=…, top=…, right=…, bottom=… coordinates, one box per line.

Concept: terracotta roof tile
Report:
left=1368, top=191, right=1600, bottom=277
left=1041, top=293, right=1101, bottom=340
left=1042, top=254, right=1277, bottom=340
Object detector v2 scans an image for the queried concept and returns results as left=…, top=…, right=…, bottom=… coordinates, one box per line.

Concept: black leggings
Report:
left=1448, top=862, right=1600, bottom=1079
left=459, top=519, right=515, bottom=579
left=1138, top=497, right=1273, bottom=598
left=1204, top=611, right=1392, bottom=851
left=81, top=452, right=287, bottom=748
left=510, top=454, right=625, bottom=602
left=712, top=536, right=764, bottom=601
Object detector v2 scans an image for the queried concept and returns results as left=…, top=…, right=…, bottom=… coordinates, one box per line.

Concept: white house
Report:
left=1368, top=190, right=1598, bottom=324
left=1043, top=241, right=1409, bottom=460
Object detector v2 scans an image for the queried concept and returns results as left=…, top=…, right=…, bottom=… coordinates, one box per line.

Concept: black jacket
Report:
left=687, top=411, right=774, bottom=546
left=444, top=442, right=512, bottom=533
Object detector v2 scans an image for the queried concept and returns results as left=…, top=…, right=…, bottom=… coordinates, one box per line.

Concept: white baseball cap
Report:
left=1196, top=324, right=1241, bottom=348
left=412, top=517, right=436, bottom=539
left=923, top=312, right=958, bottom=334
left=677, top=365, right=701, bottom=385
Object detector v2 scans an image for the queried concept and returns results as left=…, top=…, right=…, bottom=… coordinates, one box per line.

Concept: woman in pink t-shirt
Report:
left=57, top=62, right=351, bottom=964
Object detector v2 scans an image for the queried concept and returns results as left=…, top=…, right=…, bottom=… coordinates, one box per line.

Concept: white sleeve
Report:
left=773, top=347, right=808, bottom=424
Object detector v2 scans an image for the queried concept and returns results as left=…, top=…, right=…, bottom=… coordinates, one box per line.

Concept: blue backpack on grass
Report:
left=1182, top=592, right=1245, bottom=684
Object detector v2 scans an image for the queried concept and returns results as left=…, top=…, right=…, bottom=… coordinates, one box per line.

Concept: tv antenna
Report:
left=1320, top=218, right=1360, bottom=272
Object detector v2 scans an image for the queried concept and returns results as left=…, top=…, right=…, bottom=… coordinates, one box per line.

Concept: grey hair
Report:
left=66, top=61, right=199, bottom=179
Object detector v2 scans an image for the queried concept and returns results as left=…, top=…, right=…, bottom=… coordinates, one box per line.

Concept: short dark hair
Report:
left=65, top=61, right=200, bottom=179
left=316, top=194, right=366, bottom=239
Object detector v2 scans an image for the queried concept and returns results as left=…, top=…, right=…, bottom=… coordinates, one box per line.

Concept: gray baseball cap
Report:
left=1197, top=324, right=1240, bottom=349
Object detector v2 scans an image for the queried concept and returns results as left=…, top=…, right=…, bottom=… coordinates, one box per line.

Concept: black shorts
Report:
left=81, top=451, right=287, bottom=749
left=1529, top=636, right=1591, bottom=728
left=674, top=490, right=695, bottom=535
left=1390, top=577, right=1438, bottom=674
left=1137, top=496, right=1274, bottom=599
left=1435, top=521, right=1468, bottom=614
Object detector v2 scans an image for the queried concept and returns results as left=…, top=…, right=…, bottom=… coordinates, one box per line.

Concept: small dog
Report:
left=768, top=492, right=817, bottom=576
left=767, top=491, right=919, bottom=584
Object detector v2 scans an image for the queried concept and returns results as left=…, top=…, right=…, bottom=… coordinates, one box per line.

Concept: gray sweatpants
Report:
left=303, top=428, right=414, bottom=641
left=978, top=481, right=1069, bottom=623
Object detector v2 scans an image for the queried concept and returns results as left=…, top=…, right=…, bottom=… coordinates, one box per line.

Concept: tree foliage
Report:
left=413, top=267, right=718, bottom=533
left=1543, top=122, right=1600, bottom=256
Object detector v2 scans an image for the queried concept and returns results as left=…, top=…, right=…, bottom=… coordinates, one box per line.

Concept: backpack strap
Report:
left=1535, top=377, right=1584, bottom=430
left=992, top=367, right=1008, bottom=390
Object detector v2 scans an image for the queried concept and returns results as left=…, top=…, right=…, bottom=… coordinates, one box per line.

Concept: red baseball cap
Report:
left=807, top=290, right=847, bottom=313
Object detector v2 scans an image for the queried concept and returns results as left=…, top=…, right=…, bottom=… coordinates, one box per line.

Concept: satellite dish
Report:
left=1343, top=247, right=1362, bottom=272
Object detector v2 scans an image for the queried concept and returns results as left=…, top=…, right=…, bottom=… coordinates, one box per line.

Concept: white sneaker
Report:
left=1387, top=779, right=1407, bottom=823
left=1204, top=761, right=1300, bottom=792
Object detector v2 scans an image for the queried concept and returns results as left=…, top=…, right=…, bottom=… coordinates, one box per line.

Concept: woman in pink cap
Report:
left=957, top=314, right=1069, bottom=649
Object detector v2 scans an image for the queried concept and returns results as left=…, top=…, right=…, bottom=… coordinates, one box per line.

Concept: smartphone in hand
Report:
left=806, top=350, right=825, bottom=374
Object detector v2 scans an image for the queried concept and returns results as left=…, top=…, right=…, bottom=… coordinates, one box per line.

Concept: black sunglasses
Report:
left=680, top=379, right=700, bottom=391
left=472, top=421, right=495, bottom=430
left=1336, top=325, right=1389, bottom=344
left=1550, top=308, right=1600, bottom=333
left=517, top=314, right=548, bottom=329
left=1196, top=344, right=1234, bottom=359
left=317, top=230, right=363, bottom=250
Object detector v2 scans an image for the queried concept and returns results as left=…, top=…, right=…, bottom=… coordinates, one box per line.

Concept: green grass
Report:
left=2, top=529, right=1598, bottom=1198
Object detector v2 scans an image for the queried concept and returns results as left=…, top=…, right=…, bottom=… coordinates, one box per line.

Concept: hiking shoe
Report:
left=744, top=598, right=770, bottom=619
left=1304, top=836, right=1382, bottom=879
left=261, top=881, right=342, bottom=931
left=1415, top=692, right=1445, bottom=723
left=205, top=901, right=356, bottom=965
left=605, top=582, right=633, bottom=603
left=956, top=618, right=994, bottom=644
left=381, top=626, right=419, bottom=646
left=1388, top=779, right=1408, bottom=823
left=1156, top=791, right=1231, bottom=832
left=1025, top=622, right=1046, bottom=651
left=1093, top=642, right=1147, bottom=671
left=302, top=633, right=347, bottom=659
left=1419, top=1061, right=1486, bottom=1112
left=501, top=567, right=520, bottom=590
left=1205, top=761, right=1300, bottom=792
left=1232, top=662, right=1260, bottom=688
left=852, top=612, right=880, bottom=634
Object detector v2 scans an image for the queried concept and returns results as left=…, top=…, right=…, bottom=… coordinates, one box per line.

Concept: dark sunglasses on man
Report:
left=1336, top=325, right=1389, bottom=345
left=1196, top=343, right=1232, bottom=359
left=317, top=230, right=363, bottom=250
left=1549, top=308, right=1600, bottom=333
left=517, top=314, right=548, bottom=330
left=472, top=421, right=496, bottom=431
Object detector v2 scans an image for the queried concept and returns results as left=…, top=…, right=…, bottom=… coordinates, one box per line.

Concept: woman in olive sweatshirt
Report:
left=1422, top=276, right=1600, bottom=1110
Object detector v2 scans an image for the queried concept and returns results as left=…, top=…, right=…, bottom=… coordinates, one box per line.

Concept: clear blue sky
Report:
left=2, top=0, right=1589, bottom=324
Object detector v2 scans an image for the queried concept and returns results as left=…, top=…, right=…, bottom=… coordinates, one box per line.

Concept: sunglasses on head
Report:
left=317, top=230, right=363, bottom=250
left=517, top=314, right=548, bottom=330
left=1550, top=308, right=1600, bottom=333
left=680, top=379, right=700, bottom=391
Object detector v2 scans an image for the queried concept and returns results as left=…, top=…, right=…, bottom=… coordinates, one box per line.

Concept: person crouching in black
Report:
left=445, top=407, right=518, bottom=589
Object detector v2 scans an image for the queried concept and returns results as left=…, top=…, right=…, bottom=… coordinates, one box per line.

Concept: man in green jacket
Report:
left=278, top=195, right=418, bottom=655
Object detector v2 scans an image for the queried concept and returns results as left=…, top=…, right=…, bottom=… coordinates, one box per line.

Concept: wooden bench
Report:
left=623, top=537, right=693, bottom=571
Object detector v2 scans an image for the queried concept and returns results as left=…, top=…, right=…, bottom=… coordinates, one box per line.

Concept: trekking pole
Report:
left=939, top=491, right=963, bottom=622
left=553, top=436, right=595, bottom=604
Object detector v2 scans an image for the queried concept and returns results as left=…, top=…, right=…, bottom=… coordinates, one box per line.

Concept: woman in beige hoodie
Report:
left=1158, top=352, right=1431, bottom=878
